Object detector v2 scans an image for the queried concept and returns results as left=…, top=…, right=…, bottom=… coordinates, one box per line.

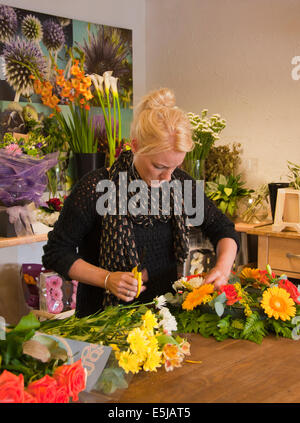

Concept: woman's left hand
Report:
left=203, top=238, right=237, bottom=290
left=203, top=266, right=230, bottom=290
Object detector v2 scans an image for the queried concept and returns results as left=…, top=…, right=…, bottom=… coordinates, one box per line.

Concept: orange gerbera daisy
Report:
left=240, top=267, right=261, bottom=282
left=182, top=284, right=214, bottom=311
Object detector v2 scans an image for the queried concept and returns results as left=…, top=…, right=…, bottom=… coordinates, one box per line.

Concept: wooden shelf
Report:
left=234, top=221, right=272, bottom=232
left=246, top=224, right=300, bottom=240
left=0, top=233, right=48, bottom=248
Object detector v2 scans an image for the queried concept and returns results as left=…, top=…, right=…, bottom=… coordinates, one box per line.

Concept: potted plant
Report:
left=205, top=174, right=254, bottom=218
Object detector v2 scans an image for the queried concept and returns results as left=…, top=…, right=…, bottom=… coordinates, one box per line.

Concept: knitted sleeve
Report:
left=42, top=168, right=107, bottom=279
left=174, top=167, right=240, bottom=251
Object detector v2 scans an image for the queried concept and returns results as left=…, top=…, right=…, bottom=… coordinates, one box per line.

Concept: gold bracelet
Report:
left=104, top=272, right=111, bottom=293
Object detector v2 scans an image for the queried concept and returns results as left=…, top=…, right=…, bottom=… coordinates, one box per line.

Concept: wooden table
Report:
left=246, top=225, right=300, bottom=279
left=80, top=333, right=300, bottom=404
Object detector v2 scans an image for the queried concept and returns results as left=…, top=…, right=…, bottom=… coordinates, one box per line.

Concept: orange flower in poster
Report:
left=33, top=78, right=43, bottom=95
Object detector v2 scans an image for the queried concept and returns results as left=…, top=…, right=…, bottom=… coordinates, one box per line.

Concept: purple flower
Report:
left=0, top=5, right=18, bottom=43
left=43, top=19, right=65, bottom=52
left=3, top=37, right=47, bottom=97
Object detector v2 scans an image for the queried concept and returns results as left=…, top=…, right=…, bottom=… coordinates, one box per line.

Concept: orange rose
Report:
left=55, top=385, right=69, bottom=403
left=53, top=360, right=86, bottom=402
left=23, top=391, right=37, bottom=403
left=26, top=374, right=57, bottom=403
left=0, top=370, right=24, bottom=403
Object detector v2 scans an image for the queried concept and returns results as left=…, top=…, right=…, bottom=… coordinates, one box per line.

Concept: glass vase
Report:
left=183, top=158, right=205, bottom=181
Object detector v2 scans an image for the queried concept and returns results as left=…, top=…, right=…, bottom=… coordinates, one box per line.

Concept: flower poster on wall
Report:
left=0, top=3, right=133, bottom=139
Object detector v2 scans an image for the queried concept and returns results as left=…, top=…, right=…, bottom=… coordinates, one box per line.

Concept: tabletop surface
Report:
left=80, top=333, right=300, bottom=404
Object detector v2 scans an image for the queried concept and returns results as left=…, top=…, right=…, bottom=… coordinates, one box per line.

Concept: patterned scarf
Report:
left=98, top=149, right=190, bottom=305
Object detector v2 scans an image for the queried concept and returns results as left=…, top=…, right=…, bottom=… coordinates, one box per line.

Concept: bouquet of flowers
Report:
left=38, top=298, right=191, bottom=394
left=184, top=109, right=226, bottom=180
left=35, top=196, right=65, bottom=227
left=165, top=266, right=300, bottom=344
left=0, top=145, right=58, bottom=235
left=0, top=313, right=86, bottom=403
left=31, top=52, right=122, bottom=165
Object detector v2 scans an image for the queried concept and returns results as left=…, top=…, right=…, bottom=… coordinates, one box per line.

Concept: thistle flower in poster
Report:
left=2, top=37, right=47, bottom=101
left=0, top=5, right=18, bottom=43
left=42, top=19, right=65, bottom=52
left=21, top=14, right=43, bottom=43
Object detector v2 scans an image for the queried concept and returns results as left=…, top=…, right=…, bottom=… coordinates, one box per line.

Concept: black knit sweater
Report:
left=42, top=167, right=240, bottom=317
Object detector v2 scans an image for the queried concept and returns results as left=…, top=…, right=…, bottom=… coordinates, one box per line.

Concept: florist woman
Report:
left=42, top=88, right=240, bottom=318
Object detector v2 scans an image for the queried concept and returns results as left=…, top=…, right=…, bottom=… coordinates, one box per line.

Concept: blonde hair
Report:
left=130, top=88, right=194, bottom=155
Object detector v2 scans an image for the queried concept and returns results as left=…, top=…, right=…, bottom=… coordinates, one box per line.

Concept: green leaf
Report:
left=12, top=313, right=40, bottom=333
left=217, top=316, right=231, bottom=334
left=218, top=175, right=227, bottom=185
left=156, top=334, right=178, bottom=347
left=241, top=312, right=267, bottom=344
left=214, top=292, right=227, bottom=304
left=215, top=302, right=225, bottom=317
left=270, top=319, right=292, bottom=339
left=224, top=187, right=232, bottom=197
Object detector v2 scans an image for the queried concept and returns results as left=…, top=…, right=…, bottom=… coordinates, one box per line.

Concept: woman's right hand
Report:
left=106, top=271, right=146, bottom=302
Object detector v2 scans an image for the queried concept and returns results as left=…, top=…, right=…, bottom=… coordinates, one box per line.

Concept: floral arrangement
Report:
left=0, top=313, right=86, bottom=403
left=0, top=148, right=58, bottom=207
left=165, top=266, right=300, bottom=344
left=38, top=298, right=191, bottom=394
left=36, top=197, right=66, bottom=227
left=31, top=53, right=122, bottom=164
left=183, top=109, right=226, bottom=180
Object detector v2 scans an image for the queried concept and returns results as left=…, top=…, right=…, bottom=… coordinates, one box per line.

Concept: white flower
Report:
left=110, top=76, right=119, bottom=96
left=158, top=307, right=177, bottom=334
left=103, top=70, right=113, bottom=93
left=154, top=295, right=167, bottom=310
left=172, top=278, right=186, bottom=291
left=89, top=73, right=104, bottom=95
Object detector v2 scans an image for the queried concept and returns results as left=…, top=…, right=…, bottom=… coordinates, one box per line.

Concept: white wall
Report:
left=146, top=0, right=300, bottom=189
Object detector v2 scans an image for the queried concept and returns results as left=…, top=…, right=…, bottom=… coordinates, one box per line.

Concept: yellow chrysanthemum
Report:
left=127, top=327, right=149, bottom=360
left=142, top=310, right=159, bottom=332
left=182, top=284, right=214, bottom=310
left=109, top=343, right=120, bottom=359
left=143, top=348, right=162, bottom=372
left=261, top=286, right=296, bottom=321
left=148, top=335, right=159, bottom=351
left=118, top=350, right=141, bottom=374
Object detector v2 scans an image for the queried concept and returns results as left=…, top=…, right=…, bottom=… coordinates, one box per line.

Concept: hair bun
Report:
left=144, top=87, right=176, bottom=109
